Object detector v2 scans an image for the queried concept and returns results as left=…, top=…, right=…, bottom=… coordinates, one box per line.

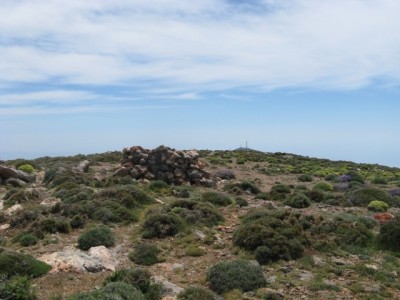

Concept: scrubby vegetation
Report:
left=206, top=260, right=266, bottom=293
left=2, top=148, right=400, bottom=299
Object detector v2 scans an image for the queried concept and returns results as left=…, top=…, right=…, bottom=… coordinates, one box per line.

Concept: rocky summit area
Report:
left=1, top=146, right=400, bottom=299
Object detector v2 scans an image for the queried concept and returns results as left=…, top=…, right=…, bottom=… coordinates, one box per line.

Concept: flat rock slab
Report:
left=39, top=246, right=118, bottom=273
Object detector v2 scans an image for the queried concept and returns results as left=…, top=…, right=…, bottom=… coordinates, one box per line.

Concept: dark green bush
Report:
left=307, top=190, right=324, bottom=202
left=206, top=260, right=266, bottom=294
left=149, top=180, right=169, bottom=191
left=19, top=234, right=39, bottom=247
left=269, top=184, right=291, bottom=200
left=377, top=216, right=400, bottom=251
left=142, top=213, right=182, bottom=238
left=346, top=171, right=365, bottom=183
left=235, top=197, right=248, bottom=207
left=371, top=177, right=388, bottom=185
left=169, top=200, right=224, bottom=227
left=69, top=282, right=145, bottom=300
left=255, top=192, right=269, bottom=200
left=347, top=187, right=390, bottom=207
left=0, top=275, right=37, bottom=300
left=129, top=243, right=161, bottom=266
left=178, top=285, right=217, bottom=300
left=104, top=268, right=152, bottom=293
left=77, top=226, right=115, bottom=250
left=233, top=209, right=308, bottom=262
left=225, top=181, right=261, bottom=195
left=312, top=182, right=333, bottom=192
left=201, top=192, right=232, bottom=207
left=298, top=174, right=313, bottom=182
left=0, top=251, right=51, bottom=278
left=70, top=214, right=86, bottom=228
left=284, top=194, right=311, bottom=208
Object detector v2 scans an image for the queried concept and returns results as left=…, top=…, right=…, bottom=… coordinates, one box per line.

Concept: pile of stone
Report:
left=115, top=145, right=214, bottom=186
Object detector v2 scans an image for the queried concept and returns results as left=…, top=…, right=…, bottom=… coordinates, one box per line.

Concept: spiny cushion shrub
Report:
left=70, top=214, right=86, bottom=228
left=149, top=180, right=170, bottom=191
left=0, top=251, right=51, bottom=278
left=368, top=200, right=389, bottom=212
left=104, top=268, right=152, bottom=294
left=341, top=171, right=365, bottom=183
left=169, top=200, right=224, bottom=227
left=255, top=192, right=269, bottom=200
left=235, top=197, right=248, bottom=207
left=312, top=182, right=333, bottom=192
left=225, top=181, right=261, bottom=195
left=298, top=174, right=313, bottom=182
left=19, top=234, right=39, bottom=247
left=129, top=243, right=161, bottom=266
left=347, top=187, right=390, bottom=207
left=185, top=244, right=205, bottom=257
left=233, top=209, right=309, bottom=263
left=69, top=282, right=145, bottom=300
left=377, top=216, right=400, bottom=251
left=0, top=275, right=37, bottom=300
left=142, top=213, right=182, bottom=238
left=177, top=285, right=218, bottom=300
left=54, top=187, right=93, bottom=203
left=269, top=184, right=291, bottom=200
left=77, top=226, right=115, bottom=250
left=311, top=214, right=374, bottom=248
left=201, top=192, right=232, bottom=207
left=371, top=177, right=388, bottom=185
left=284, top=193, right=311, bottom=208
left=17, top=164, right=35, bottom=174
left=206, top=260, right=266, bottom=294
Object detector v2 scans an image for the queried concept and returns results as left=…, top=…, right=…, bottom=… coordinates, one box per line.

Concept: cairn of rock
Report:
left=116, top=145, right=214, bottom=186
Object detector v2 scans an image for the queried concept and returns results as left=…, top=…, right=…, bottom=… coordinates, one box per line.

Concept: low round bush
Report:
left=0, top=275, right=37, bottom=300
left=77, top=226, right=115, bottom=250
left=285, top=194, right=311, bottom=208
left=178, top=285, right=218, bottom=300
left=368, top=200, right=389, bottom=212
left=17, top=164, right=34, bottom=174
left=233, top=209, right=308, bottom=262
left=347, top=187, right=390, bottom=207
left=297, top=174, right=313, bottom=182
left=201, top=192, right=232, bottom=207
left=206, top=260, right=266, bottom=294
left=129, top=243, right=160, bottom=266
left=104, top=268, right=152, bottom=293
left=371, top=177, right=388, bottom=185
left=19, top=234, right=39, bottom=247
left=69, top=282, right=145, bottom=300
left=269, top=184, right=291, bottom=200
left=377, top=216, right=400, bottom=251
left=142, top=213, right=182, bottom=238
left=149, top=180, right=169, bottom=191
left=235, top=197, right=248, bottom=207
left=0, top=251, right=51, bottom=278
left=312, top=182, right=333, bottom=192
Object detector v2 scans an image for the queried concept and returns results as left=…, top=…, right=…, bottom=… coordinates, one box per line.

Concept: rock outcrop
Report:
left=0, top=163, right=35, bottom=184
left=39, top=246, right=119, bottom=273
left=116, top=145, right=214, bottom=186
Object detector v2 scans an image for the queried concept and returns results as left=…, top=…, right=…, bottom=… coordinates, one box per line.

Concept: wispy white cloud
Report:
left=0, top=90, right=96, bottom=105
left=0, top=0, right=399, bottom=108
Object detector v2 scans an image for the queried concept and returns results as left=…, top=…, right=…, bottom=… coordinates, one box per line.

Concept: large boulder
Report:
left=0, top=163, right=35, bottom=183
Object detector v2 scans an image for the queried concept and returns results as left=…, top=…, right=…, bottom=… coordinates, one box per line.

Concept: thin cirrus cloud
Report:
left=0, top=0, right=399, bottom=111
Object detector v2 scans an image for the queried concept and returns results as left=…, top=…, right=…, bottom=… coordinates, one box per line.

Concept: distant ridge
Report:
left=234, top=147, right=258, bottom=152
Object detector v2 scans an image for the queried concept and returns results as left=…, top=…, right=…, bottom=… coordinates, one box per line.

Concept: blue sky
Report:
left=1, top=0, right=400, bottom=167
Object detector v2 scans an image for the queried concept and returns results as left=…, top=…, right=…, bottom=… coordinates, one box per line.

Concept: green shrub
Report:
left=56, top=219, right=72, bottom=233
left=206, top=260, right=266, bottom=294
left=233, top=209, right=308, bottom=262
left=368, top=200, right=389, bottom=212
left=371, top=177, right=388, bottom=185
left=347, top=187, right=390, bottom=207
left=201, top=192, right=232, bottom=207
left=104, top=268, right=152, bottom=293
left=129, top=243, right=160, bottom=266
left=269, top=184, right=291, bottom=200
left=377, top=216, right=400, bottom=251
left=142, top=213, right=182, bottom=238
left=0, top=251, right=51, bottom=278
left=169, top=200, right=224, bottom=227
left=70, top=214, right=86, bottom=228
left=346, top=171, right=365, bottom=183
left=185, top=244, right=205, bottom=257
left=307, top=190, right=324, bottom=202
left=149, top=180, right=169, bottom=191
left=225, top=181, right=261, bottom=195
left=312, top=182, right=333, bottom=192
left=77, top=226, right=115, bottom=250
left=235, top=197, right=248, bottom=207
left=298, top=174, right=313, bottom=182
left=178, top=286, right=217, bottom=300
left=70, top=282, right=145, bottom=300
left=17, top=164, right=34, bottom=174
left=0, top=275, right=37, bottom=300
left=284, top=194, right=311, bottom=208
left=255, top=193, right=269, bottom=200
left=19, top=234, right=39, bottom=247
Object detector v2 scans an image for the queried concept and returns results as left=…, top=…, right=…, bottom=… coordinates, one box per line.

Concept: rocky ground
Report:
left=1, top=147, right=400, bottom=299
